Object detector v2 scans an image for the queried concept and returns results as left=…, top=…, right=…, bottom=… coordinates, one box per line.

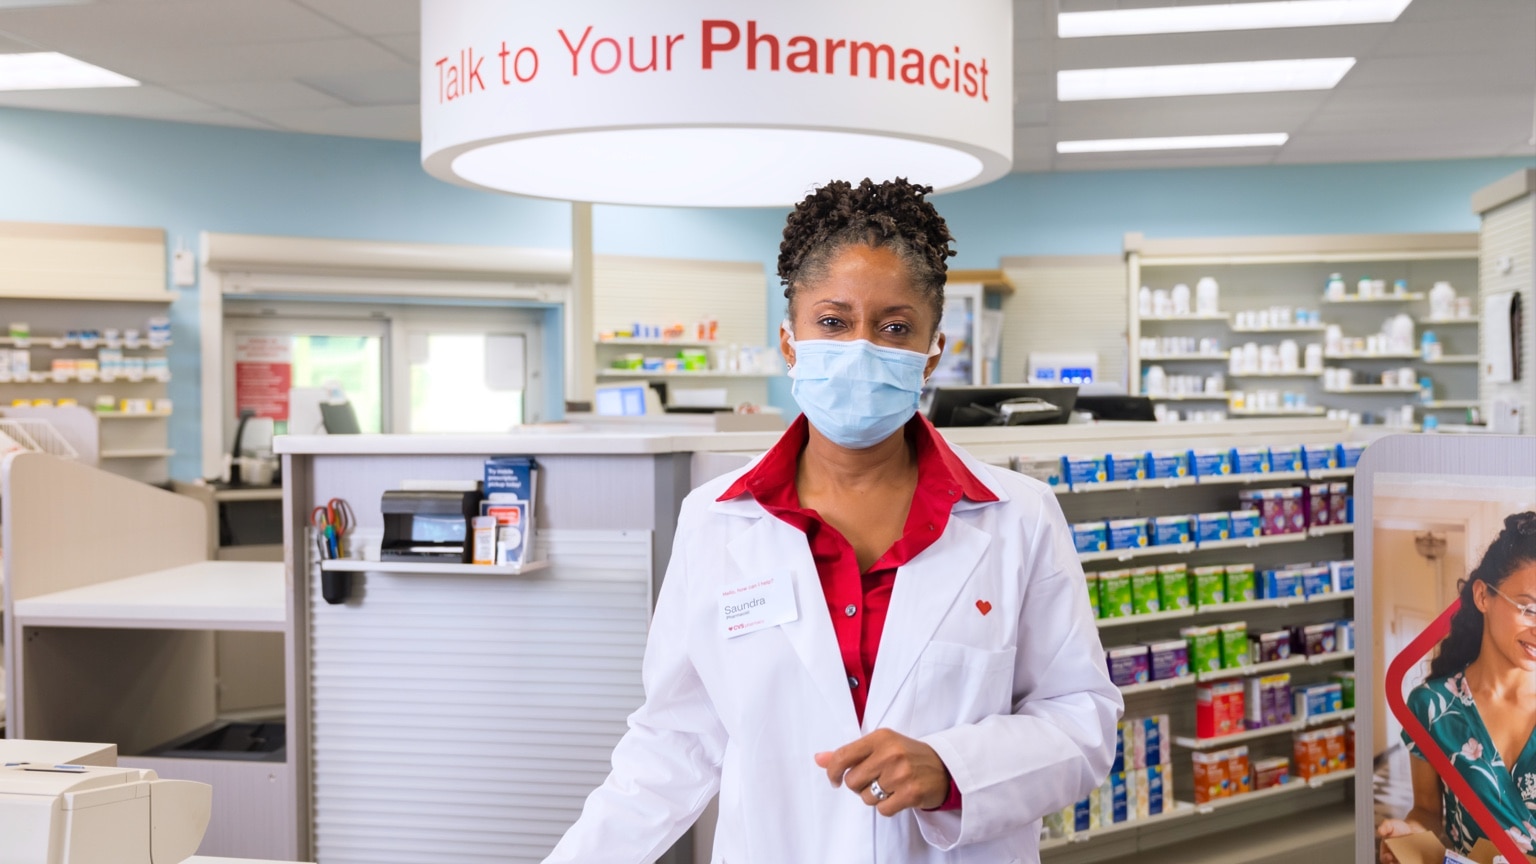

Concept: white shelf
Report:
left=1078, top=531, right=1310, bottom=565
left=0, top=375, right=170, bottom=385
left=1097, top=609, right=1196, bottom=629
left=97, top=411, right=173, bottom=420
left=319, top=559, right=552, bottom=576
left=1053, top=470, right=1307, bottom=495
left=1424, top=355, right=1478, bottom=364
left=597, top=369, right=775, bottom=379
left=1038, top=801, right=1197, bottom=851
left=1324, top=352, right=1420, bottom=361
left=1423, top=317, right=1479, bottom=325
left=1231, top=325, right=1327, bottom=334
left=100, top=448, right=175, bottom=459
left=1141, top=353, right=1230, bottom=362
left=1228, top=408, right=1327, bottom=417
left=1194, top=650, right=1354, bottom=683
left=1195, top=590, right=1355, bottom=615
left=1146, top=392, right=1232, bottom=401
left=0, top=289, right=178, bottom=303
left=1189, top=470, right=1309, bottom=486
left=1119, top=675, right=1197, bottom=697
left=1322, top=293, right=1425, bottom=303
left=12, top=561, right=285, bottom=632
left=1308, top=468, right=1355, bottom=480
left=595, top=338, right=719, bottom=348
left=1308, top=523, right=1354, bottom=537
left=1306, top=708, right=1356, bottom=727
left=1418, top=400, right=1480, bottom=410
left=1185, top=769, right=1357, bottom=816
left=1176, top=719, right=1304, bottom=750
left=1192, top=533, right=1309, bottom=553
left=1228, top=371, right=1324, bottom=379
left=1140, top=314, right=1231, bottom=322
left=1324, top=386, right=1421, bottom=394
left=0, top=337, right=171, bottom=350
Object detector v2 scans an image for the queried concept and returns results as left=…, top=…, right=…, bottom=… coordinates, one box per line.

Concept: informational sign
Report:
left=234, top=334, right=293, bottom=421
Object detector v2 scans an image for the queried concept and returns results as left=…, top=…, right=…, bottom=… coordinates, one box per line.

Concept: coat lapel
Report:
left=861, top=516, right=992, bottom=732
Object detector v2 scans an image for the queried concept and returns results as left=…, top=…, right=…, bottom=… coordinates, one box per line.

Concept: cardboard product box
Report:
left=1014, top=456, right=1066, bottom=488
left=1158, top=563, right=1191, bottom=610
left=1302, top=443, right=1339, bottom=472
left=1109, top=771, right=1129, bottom=824
left=1329, top=482, right=1350, bottom=525
left=1229, top=509, right=1263, bottom=539
left=1064, top=454, right=1110, bottom=487
left=1338, top=442, right=1365, bottom=468
left=1278, top=487, right=1307, bottom=534
left=1302, top=565, right=1334, bottom=598
left=1295, top=622, right=1338, bottom=656
left=1195, top=511, right=1232, bottom=544
left=1322, top=725, right=1346, bottom=772
left=1145, top=763, right=1167, bottom=815
left=1224, top=746, right=1252, bottom=795
left=1271, top=444, right=1305, bottom=473
left=1089, top=784, right=1102, bottom=830
left=1196, top=681, right=1245, bottom=739
left=1147, top=639, right=1190, bottom=682
left=1336, top=619, right=1356, bottom=652
left=1252, top=489, right=1291, bottom=536
left=1191, top=750, right=1227, bottom=804
left=1262, top=566, right=1305, bottom=600
left=1183, top=625, right=1223, bottom=673
left=1130, top=566, right=1162, bottom=615
left=1293, top=729, right=1329, bottom=779
left=1073, top=521, right=1109, bottom=553
left=1294, top=683, right=1343, bottom=721
left=1305, top=483, right=1333, bottom=527
left=1151, top=514, right=1193, bottom=546
left=1384, top=834, right=1536, bottom=864
left=1085, top=571, right=1101, bottom=618
left=1193, top=565, right=1227, bottom=607
left=1345, top=722, right=1356, bottom=769
left=1148, top=450, right=1191, bottom=479
left=1225, top=563, right=1257, bottom=602
left=1098, top=570, right=1133, bottom=618
left=1126, top=767, right=1146, bottom=820
left=1110, top=721, right=1127, bottom=773
left=1109, top=517, right=1151, bottom=550
left=1247, top=673, right=1293, bottom=728
left=1231, top=446, right=1273, bottom=475
left=1219, top=621, right=1249, bottom=670
left=1331, top=559, right=1356, bottom=592
left=1249, top=629, right=1293, bottom=664
left=1130, top=714, right=1173, bottom=767
left=1252, top=756, right=1290, bottom=790
left=1107, top=645, right=1150, bottom=687
left=1073, top=797, right=1091, bottom=833
left=1109, top=451, right=1148, bottom=482
left=1191, top=448, right=1234, bottom=478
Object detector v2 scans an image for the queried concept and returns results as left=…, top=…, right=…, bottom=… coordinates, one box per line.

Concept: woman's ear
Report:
left=924, top=331, right=947, bottom=380
left=1472, top=580, right=1492, bottom=614
left=779, top=321, right=796, bottom=370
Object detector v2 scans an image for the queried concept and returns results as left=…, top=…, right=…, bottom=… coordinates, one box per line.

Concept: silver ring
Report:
left=870, top=779, right=890, bottom=801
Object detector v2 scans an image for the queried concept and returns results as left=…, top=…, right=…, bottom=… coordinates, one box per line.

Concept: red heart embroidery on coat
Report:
left=976, top=599, right=992, bottom=616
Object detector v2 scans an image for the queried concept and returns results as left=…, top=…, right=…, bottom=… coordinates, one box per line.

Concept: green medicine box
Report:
left=1333, top=671, right=1356, bottom=709
left=1193, top=565, right=1226, bottom=608
left=1085, top=572, right=1101, bottom=619
left=1098, top=569, right=1133, bottom=618
left=1158, top=563, right=1190, bottom=611
left=1219, top=621, right=1249, bottom=670
left=1225, top=564, right=1257, bottom=603
left=1130, top=566, right=1161, bottom=616
left=1181, top=625, right=1222, bottom=674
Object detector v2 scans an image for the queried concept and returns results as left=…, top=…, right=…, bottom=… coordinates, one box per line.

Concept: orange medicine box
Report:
left=1224, top=746, right=1252, bottom=796
left=1322, top=725, right=1346, bottom=773
left=1190, top=751, right=1227, bottom=804
left=1293, top=728, right=1330, bottom=780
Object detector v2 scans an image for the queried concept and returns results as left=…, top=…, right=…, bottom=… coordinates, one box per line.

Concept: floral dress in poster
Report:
left=1402, top=673, right=1536, bottom=855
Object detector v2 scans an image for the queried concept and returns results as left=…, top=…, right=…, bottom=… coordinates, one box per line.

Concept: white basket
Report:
left=0, top=418, right=80, bottom=460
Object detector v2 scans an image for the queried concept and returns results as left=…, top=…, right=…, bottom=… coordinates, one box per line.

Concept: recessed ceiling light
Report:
left=1059, top=0, right=1413, bottom=38
left=1058, top=57, right=1356, bottom=101
left=1057, top=133, right=1290, bottom=153
left=0, top=52, right=138, bottom=91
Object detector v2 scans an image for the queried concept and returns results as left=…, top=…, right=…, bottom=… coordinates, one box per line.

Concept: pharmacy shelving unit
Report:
left=996, top=418, right=1361, bottom=864
left=0, top=222, right=177, bottom=485
left=1126, top=232, right=1480, bottom=429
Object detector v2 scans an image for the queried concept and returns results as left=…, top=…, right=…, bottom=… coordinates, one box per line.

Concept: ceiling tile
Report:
left=0, top=0, right=350, bottom=47
left=1372, top=14, right=1536, bottom=57
left=175, top=79, right=348, bottom=111
left=298, top=68, right=416, bottom=107
left=257, top=103, right=417, bottom=140
left=1054, top=149, right=1279, bottom=171
left=292, top=0, right=416, bottom=37
left=0, top=82, right=214, bottom=113
left=75, top=37, right=409, bottom=85
left=1344, top=52, right=1536, bottom=88
left=0, top=30, right=36, bottom=51
left=1051, top=91, right=1327, bottom=137
left=1399, top=0, right=1533, bottom=23
left=1056, top=24, right=1388, bottom=71
left=373, top=33, right=417, bottom=64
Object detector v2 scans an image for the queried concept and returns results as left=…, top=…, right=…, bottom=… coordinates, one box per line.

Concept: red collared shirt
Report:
left=718, top=413, right=997, bottom=810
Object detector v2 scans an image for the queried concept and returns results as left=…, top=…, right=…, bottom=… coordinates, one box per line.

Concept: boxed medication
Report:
left=1223, top=747, right=1252, bottom=796
left=1191, top=448, right=1233, bottom=478
left=1158, top=563, right=1190, bottom=610
left=1098, top=570, right=1133, bottom=618
left=1278, top=488, right=1308, bottom=533
left=1085, top=572, right=1100, bottom=618
left=1063, top=454, right=1109, bottom=487
left=1295, top=622, right=1338, bottom=656
left=1128, top=714, right=1172, bottom=767
left=1110, top=723, right=1126, bottom=773
left=1306, top=484, right=1333, bottom=527
left=1151, top=514, right=1193, bottom=546
left=1229, top=509, right=1263, bottom=539
left=1329, top=482, right=1351, bottom=524
left=1249, top=629, right=1292, bottom=664
left=1302, top=565, right=1334, bottom=598
left=1130, top=566, right=1161, bottom=615
left=1262, top=566, right=1304, bottom=600
left=1109, top=518, right=1150, bottom=550
left=1339, top=442, right=1365, bottom=468
left=1246, top=673, right=1293, bottom=728
left=1294, top=729, right=1330, bottom=779
left=1332, top=671, right=1356, bottom=709
left=1192, top=565, right=1226, bottom=607
left=1196, top=681, right=1245, bottom=739
left=1219, top=621, right=1249, bottom=670
left=1323, top=725, right=1347, bottom=772
left=1225, top=563, right=1257, bottom=602
left=1182, top=625, right=1223, bottom=674
left=1106, top=645, right=1150, bottom=687
left=1013, top=456, right=1065, bottom=488
left=1330, top=559, right=1356, bottom=592
left=1231, top=445, right=1273, bottom=474
left=1345, top=722, right=1356, bottom=769
left=1073, top=521, right=1109, bottom=553
left=1303, top=443, right=1339, bottom=471
left=1335, top=619, right=1356, bottom=652
left=1146, top=640, right=1189, bottom=682
left=1108, top=452, right=1148, bottom=482
left=1145, top=763, right=1167, bottom=816
left=1271, top=444, right=1304, bottom=473
left=1191, top=750, right=1227, bottom=804
left=1252, top=756, right=1290, bottom=790
left=1195, top=511, right=1232, bottom=545
left=1294, top=683, right=1343, bottom=721
left=1147, top=450, right=1191, bottom=479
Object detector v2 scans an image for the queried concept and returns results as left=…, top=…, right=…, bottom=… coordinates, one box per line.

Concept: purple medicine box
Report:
left=1146, top=640, right=1190, bottom=681
left=1107, top=645, right=1151, bottom=687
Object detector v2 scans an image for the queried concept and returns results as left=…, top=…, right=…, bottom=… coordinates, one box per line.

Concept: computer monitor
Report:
left=927, top=385, right=1079, bottom=427
left=320, top=401, right=361, bottom=434
left=1074, top=394, right=1157, bottom=422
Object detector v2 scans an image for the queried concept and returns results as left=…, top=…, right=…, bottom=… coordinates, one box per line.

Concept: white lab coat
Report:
left=545, top=444, right=1123, bottom=864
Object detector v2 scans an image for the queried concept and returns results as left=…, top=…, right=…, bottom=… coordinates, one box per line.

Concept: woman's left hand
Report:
left=815, top=728, right=952, bottom=816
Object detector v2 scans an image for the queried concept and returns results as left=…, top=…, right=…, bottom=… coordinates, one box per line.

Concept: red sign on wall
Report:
left=234, top=334, right=293, bottom=421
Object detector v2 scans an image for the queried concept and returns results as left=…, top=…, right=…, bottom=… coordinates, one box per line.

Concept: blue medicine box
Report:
left=1271, top=445, right=1304, bottom=473
left=1108, top=452, right=1148, bottom=482
left=1331, top=560, right=1355, bottom=592
left=1073, top=798, right=1091, bottom=832
left=1303, top=444, right=1340, bottom=471
left=1063, top=455, right=1109, bottom=487
left=1230, top=509, right=1262, bottom=539
left=1262, top=568, right=1304, bottom=600
left=1147, top=764, right=1166, bottom=815
left=1109, top=772, right=1128, bottom=824
left=1073, top=521, right=1109, bottom=553
left=1109, top=518, right=1150, bottom=550
left=1339, top=443, right=1366, bottom=468
left=1191, top=448, right=1233, bottom=479
left=1231, top=446, right=1272, bottom=475
left=1151, top=515, right=1192, bottom=546
left=1110, top=724, right=1126, bottom=773
left=1302, top=566, right=1333, bottom=598
left=1195, top=512, right=1231, bottom=544
left=1148, top=451, right=1191, bottom=479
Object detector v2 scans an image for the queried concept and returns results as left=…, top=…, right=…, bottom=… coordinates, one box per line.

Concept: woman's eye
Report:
left=817, top=317, right=845, bottom=329
left=882, top=322, right=911, bottom=336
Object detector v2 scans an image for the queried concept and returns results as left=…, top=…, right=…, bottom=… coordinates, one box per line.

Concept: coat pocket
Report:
left=914, top=641, right=1015, bottom=728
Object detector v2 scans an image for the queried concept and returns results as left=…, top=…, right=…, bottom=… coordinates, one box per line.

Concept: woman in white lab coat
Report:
left=545, top=179, right=1122, bottom=864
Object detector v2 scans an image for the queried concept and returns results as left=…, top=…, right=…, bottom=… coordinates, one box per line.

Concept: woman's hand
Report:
left=1376, top=818, right=1424, bottom=864
left=814, top=728, right=952, bottom=816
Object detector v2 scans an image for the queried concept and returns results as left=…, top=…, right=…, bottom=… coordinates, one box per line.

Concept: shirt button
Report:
left=844, top=604, right=857, bottom=617
left=848, top=676, right=859, bottom=689
left=928, top=522, right=937, bottom=532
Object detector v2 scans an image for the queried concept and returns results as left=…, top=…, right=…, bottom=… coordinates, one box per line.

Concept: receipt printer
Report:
left=381, top=489, right=483, bottom=563
left=0, top=763, right=211, bottom=864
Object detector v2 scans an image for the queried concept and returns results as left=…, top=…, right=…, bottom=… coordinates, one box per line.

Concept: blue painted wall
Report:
left=0, top=105, right=1528, bottom=476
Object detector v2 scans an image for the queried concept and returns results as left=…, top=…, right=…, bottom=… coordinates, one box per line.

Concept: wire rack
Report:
left=0, top=418, right=80, bottom=460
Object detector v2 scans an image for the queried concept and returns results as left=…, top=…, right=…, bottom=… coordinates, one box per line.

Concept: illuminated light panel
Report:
left=1059, top=0, right=1414, bottom=38
left=1058, top=57, right=1356, bottom=101
left=0, top=52, right=138, bottom=91
left=1057, top=133, right=1290, bottom=153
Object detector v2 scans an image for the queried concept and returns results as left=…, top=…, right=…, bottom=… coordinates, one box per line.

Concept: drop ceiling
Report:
left=0, top=0, right=1530, bottom=173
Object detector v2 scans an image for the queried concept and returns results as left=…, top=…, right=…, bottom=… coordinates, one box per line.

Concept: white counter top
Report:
left=13, top=561, right=285, bottom=632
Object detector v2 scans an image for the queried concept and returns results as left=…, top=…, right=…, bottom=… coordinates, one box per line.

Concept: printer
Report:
left=0, top=762, right=211, bottom=864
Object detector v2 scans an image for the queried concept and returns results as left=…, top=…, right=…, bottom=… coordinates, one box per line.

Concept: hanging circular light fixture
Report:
left=421, top=0, right=1013, bottom=207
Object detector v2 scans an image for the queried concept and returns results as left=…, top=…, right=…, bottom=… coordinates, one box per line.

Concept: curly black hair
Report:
left=778, top=178, right=956, bottom=331
left=1429, top=510, right=1536, bottom=679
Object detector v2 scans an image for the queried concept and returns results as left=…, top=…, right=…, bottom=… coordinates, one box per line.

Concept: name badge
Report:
left=719, top=571, right=798, bottom=638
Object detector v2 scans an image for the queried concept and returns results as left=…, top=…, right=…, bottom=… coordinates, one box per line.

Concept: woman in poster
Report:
left=1379, top=511, right=1536, bottom=862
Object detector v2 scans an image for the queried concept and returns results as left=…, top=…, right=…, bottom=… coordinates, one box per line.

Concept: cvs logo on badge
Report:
left=719, top=571, right=798, bottom=639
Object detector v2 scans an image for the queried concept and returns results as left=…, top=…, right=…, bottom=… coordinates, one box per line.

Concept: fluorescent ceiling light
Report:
left=0, top=52, right=138, bottom=91
left=1058, top=57, right=1355, bottom=101
left=1060, top=0, right=1413, bottom=38
left=1058, top=133, right=1289, bottom=153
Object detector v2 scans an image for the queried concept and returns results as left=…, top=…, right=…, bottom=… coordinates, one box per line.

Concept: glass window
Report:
left=290, top=334, right=384, bottom=433
left=408, top=333, right=525, bottom=433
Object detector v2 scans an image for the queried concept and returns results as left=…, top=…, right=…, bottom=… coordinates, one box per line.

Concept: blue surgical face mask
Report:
left=785, top=325, right=939, bottom=450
